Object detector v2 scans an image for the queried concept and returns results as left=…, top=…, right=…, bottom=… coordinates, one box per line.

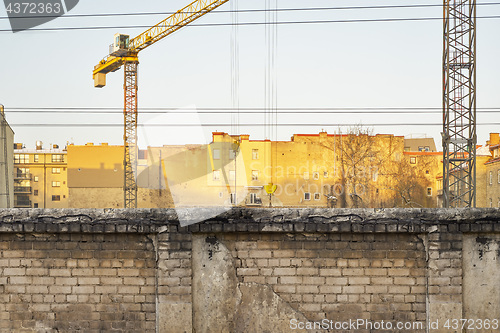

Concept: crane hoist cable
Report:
left=92, top=0, right=230, bottom=208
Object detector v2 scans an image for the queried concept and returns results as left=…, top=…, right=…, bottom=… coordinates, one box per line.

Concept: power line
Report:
left=3, top=15, right=500, bottom=33
left=1, top=2, right=500, bottom=21
left=6, top=123, right=500, bottom=127
left=3, top=107, right=500, bottom=114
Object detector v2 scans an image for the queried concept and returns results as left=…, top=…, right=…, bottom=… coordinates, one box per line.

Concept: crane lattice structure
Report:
left=442, top=0, right=476, bottom=208
left=93, top=0, right=229, bottom=208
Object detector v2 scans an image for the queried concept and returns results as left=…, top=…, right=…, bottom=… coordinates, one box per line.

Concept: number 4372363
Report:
left=6, top=2, right=62, bottom=14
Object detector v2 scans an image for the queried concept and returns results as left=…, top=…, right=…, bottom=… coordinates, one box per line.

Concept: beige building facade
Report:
left=0, top=106, right=14, bottom=208
left=13, top=142, right=68, bottom=208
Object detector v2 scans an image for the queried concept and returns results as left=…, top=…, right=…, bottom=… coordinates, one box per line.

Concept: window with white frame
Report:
left=213, top=170, right=220, bottom=181
left=304, top=192, right=311, bottom=200
left=212, top=149, right=220, bottom=160
left=498, top=170, right=500, bottom=184
left=14, top=154, right=29, bottom=164
left=252, top=149, right=259, bottom=160
left=52, top=154, right=64, bottom=163
left=52, top=181, right=61, bottom=187
left=490, top=171, right=493, bottom=185
left=303, top=172, right=309, bottom=180
left=314, top=193, right=321, bottom=200
left=323, top=171, right=328, bottom=178
left=410, top=157, right=416, bottom=164
left=230, top=193, right=236, bottom=204
left=313, top=172, right=319, bottom=180
left=250, top=193, right=259, bottom=204
left=427, top=187, right=432, bottom=196
left=251, top=170, right=259, bottom=181
left=52, top=168, right=61, bottom=174
left=229, top=149, right=236, bottom=160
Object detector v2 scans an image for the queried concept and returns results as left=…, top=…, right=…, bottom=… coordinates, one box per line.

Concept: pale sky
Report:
left=1, top=0, right=499, bottom=149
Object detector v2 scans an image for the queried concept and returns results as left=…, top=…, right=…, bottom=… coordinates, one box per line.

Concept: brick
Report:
left=296, top=285, right=319, bottom=294
left=348, top=276, right=370, bottom=285
left=49, top=286, right=72, bottom=294
left=319, top=268, right=341, bottom=277
left=280, top=276, right=302, bottom=284
left=343, top=286, right=365, bottom=294
left=319, top=285, right=342, bottom=294
left=273, top=268, right=296, bottom=276
left=3, top=268, right=25, bottom=276
left=237, top=268, right=259, bottom=276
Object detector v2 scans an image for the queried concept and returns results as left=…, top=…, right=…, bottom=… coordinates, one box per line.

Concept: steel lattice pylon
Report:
left=124, top=60, right=139, bottom=208
left=442, top=0, right=476, bottom=208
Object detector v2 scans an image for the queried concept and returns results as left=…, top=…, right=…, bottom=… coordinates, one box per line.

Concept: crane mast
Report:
left=93, top=0, right=229, bottom=208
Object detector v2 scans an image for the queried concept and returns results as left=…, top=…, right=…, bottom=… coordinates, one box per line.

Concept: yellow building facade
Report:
left=13, top=143, right=68, bottom=208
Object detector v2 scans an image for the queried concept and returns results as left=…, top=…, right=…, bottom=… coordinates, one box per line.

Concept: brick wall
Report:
left=0, top=208, right=498, bottom=333
left=221, top=233, right=426, bottom=323
left=0, top=232, right=156, bottom=332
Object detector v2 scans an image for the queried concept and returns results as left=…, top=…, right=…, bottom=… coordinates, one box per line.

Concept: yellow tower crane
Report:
left=93, top=0, right=229, bottom=208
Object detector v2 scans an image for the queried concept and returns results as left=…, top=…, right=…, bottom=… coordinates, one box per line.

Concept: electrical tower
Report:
left=442, top=0, right=476, bottom=208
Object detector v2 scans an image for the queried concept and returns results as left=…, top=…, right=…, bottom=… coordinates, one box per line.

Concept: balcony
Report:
left=14, top=199, right=31, bottom=208
left=245, top=197, right=262, bottom=206
left=14, top=173, right=31, bottom=180
left=14, top=186, right=32, bottom=194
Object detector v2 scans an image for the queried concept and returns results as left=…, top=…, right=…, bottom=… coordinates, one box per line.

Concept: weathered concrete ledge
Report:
left=0, top=208, right=499, bottom=234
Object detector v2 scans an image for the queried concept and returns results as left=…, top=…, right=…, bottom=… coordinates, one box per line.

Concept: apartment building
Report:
left=13, top=142, right=68, bottom=208
left=0, top=105, right=14, bottom=208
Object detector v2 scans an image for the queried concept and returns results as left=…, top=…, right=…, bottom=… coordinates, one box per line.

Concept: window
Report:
left=410, top=157, right=416, bottom=164
left=426, top=170, right=430, bottom=175
left=229, top=149, right=236, bottom=160
left=52, top=168, right=61, bottom=174
left=230, top=193, right=237, bottom=204
left=323, top=171, right=328, bottom=178
left=212, top=149, right=220, bottom=160
left=418, top=146, right=424, bottom=152
left=490, top=171, right=493, bottom=185
left=52, top=181, right=61, bottom=187
left=34, top=203, right=38, bottom=208
left=52, top=195, right=60, bottom=202
left=229, top=170, right=236, bottom=181
left=314, top=193, right=321, bottom=200
left=251, top=170, right=259, bottom=181
left=219, top=192, right=223, bottom=198
left=304, top=192, right=311, bottom=201
left=213, top=170, right=220, bottom=181
left=51, top=154, right=64, bottom=163
left=372, top=170, right=379, bottom=182
left=33, top=155, right=39, bottom=163
left=250, top=193, right=260, bottom=204
left=33, top=176, right=39, bottom=182
left=427, top=187, right=432, bottom=196
left=498, top=170, right=500, bottom=184
left=313, top=172, right=319, bottom=180
left=34, top=190, right=38, bottom=196
left=303, top=172, right=309, bottom=180
left=490, top=198, right=493, bottom=208
left=498, top=198, right=500, bottom=208
left=14, top=154, right=29, bottom=164
left=252, top=149, right=259, bottom=160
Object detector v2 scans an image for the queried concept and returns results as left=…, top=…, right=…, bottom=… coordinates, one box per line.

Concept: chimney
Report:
left=487, top=133, right=500, bottom=146
left=36, top=141, right=43, bottom=150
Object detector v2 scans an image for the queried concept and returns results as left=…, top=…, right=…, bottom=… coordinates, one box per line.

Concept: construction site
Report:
left=0, top=0, right=500, bottom=332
